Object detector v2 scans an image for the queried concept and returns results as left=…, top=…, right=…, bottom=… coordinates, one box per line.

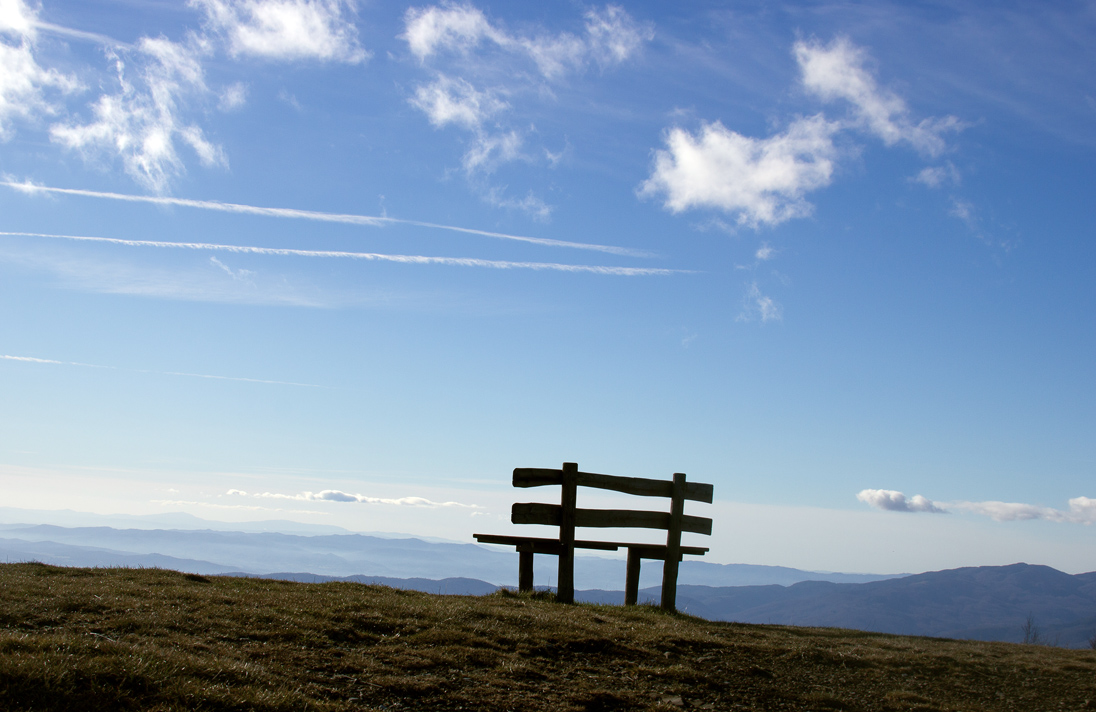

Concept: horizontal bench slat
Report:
left=513, top=468, right=713, bottom=504
left=512, top=503, right=712, bottom=536
left=625, top=544, right=709, bottom=559
left=473, top=534, right=620, bottom=552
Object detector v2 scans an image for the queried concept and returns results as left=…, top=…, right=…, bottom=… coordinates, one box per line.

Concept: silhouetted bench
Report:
left=474, top=462, right=713, bottom=611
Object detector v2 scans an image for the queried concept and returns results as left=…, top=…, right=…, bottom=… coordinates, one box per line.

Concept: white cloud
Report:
left=403, top=2, right=500, bottom=60
left=951, top=497, right=1096, bottom=524
left=410, top=74, right=506, bottom=129
left=755, top=244, right=774, bottom=261
left=227, top=488, right=480, bottom=508
left=857, top=488, right=945, bottom=513
left=795, top=36, right=961, bottom=157
left=49, top=36, right=225, bottom=193
left=858, top=488, right=1096, bottom=524
left=404, top=2, right=649, bottom=78
left=0, top=0, right=81, bottom=139
left=408, top=74, right=521, bottom=178
left=640, top=115, right=839, bottom=227
left=0, top=0, right=37, bottom=38
left=191, top=0, right=366, bottom=63
left=643, top=36, right=965, bottom=231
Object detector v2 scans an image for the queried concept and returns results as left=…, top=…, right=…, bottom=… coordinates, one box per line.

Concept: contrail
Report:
left=0, top=354, right=324, bottom=388
left=33, top=21, right=131, bottom=49
left=2, top=181, right=655, bottom=258
left=0, top=231, right=687, bottom=276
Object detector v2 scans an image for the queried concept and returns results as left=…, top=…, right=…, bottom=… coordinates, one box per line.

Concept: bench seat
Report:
left=474, top=533, right=709, bottom=604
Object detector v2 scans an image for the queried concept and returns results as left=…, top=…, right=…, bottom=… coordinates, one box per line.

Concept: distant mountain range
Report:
left=582, top=563, right=1096, bottom=648
left=3, top=511, right=1093, bottom=647
left=0, top=514, right=898, bottom=589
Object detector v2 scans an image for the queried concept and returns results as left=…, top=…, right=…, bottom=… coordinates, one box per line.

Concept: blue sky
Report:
left=1, top=0, right=1094, bottom=574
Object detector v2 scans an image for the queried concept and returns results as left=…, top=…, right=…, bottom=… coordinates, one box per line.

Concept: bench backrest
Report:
left=510, top=462, right=713, bottom=606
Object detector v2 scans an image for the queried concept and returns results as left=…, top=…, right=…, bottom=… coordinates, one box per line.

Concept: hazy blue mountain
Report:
left=672, top=560, right=899, bottom=586
left=0, top=521, right=901, bottom=589
left=0, top=537, right=242, bottom=574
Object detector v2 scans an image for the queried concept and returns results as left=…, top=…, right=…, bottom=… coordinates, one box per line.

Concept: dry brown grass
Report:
left=1, top=563, right=1094, bottom=711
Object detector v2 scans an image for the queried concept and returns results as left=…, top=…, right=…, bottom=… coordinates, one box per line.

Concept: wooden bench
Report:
left=474, top=462, right=714, bottom=611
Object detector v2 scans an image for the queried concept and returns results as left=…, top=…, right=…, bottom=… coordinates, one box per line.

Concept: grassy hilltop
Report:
left=1, top=564, right=1093, bottom=711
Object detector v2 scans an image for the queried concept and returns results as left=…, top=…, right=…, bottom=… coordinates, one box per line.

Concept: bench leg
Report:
left=661, top=472, right=686, bottom=612
left=625, top=548, right=641, bottom=606
left=518, top=551, right=534, bottom=593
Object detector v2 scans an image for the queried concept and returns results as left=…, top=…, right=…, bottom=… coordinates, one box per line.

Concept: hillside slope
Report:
left=2, top=564, right=1094, bottom=711
left=659, top=563, right=1096, bottom=647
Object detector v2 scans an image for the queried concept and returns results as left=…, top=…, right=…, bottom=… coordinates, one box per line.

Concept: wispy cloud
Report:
left=31, top=0, right=365, bottom=191
left=795, top=36, right=962, bottom=157
left=461, top=129, right=522, bottom=174
left=226, top=488, right=479, bottom=508
left=949, top=198, right=976, bottom=229
left=191, top=0, right=367, bottom=63
left=483, top=186, right=552, bottom=222
left=49, top=36, right=225, bottom=193
left=403, top=3, right=650, bottom=204
left=2, top=181, right=650, bottom=257
left=218, top=81, right=248, bottom=111
left=0, top=0, right=81, bottom=139
left=913, top=162, right=960, bottom=189
left=640, top=115, right=839, bottom=227
left=737, top=281, right=783, bottom=323
left=0, top=230, right=684, bottom=276
left=1, top=352, right=323, bottom=388
left=210, top=255, right=254, bottom=281
left=858, top=488, right=1096, bottom=524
